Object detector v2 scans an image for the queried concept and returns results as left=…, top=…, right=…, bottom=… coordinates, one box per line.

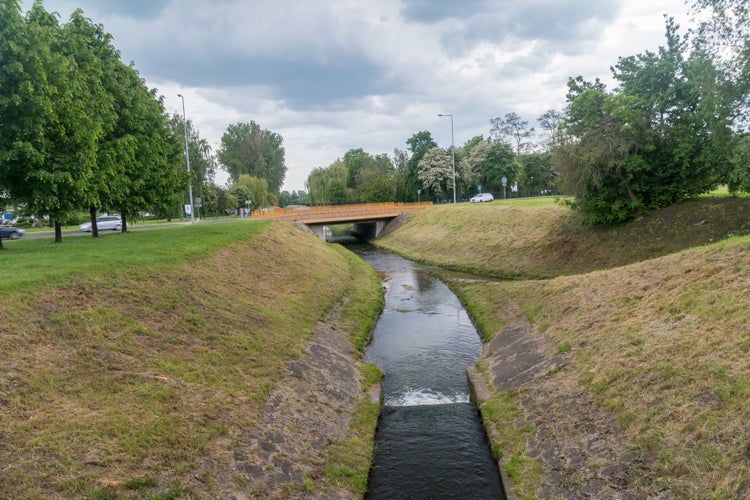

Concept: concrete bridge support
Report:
left=350, top=220, right=390, bottom=240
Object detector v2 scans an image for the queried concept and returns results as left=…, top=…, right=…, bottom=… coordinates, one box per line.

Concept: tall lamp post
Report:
left=177, top=93, right=195, bottom=224
left=437, top=113, right=456, bottom=204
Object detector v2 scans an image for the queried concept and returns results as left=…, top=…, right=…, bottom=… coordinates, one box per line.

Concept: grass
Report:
left=0, top=220, right=268, bottom=292
left=376, top=194, right=750, bottom=279
left=377, top=193, right=750, bottom=498
left=0, top=220, right=383, bottom=498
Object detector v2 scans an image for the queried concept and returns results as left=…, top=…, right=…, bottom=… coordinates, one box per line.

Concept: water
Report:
left=351, top=245, right=505, bottom=499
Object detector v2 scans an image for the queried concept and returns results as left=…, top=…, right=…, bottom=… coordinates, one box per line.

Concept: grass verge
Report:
left=376, top=195, right=750, bottom=279
left=0, top=220, right=382, bottom=498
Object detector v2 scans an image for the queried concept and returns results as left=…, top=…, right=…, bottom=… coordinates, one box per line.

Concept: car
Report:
left=80, top=215, right=122, bottom=232
left=469, top=193, right=494, bottom=203
left=0, top=226, right=24, bottom=240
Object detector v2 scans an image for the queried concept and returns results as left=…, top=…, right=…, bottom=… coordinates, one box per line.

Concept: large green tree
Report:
left=306, top=161, right=351, bottom=205
left=692, top=0, right=750, bottom=191
left=402, top=131, right=437, bottom=202
left=464, top=140, right=519, bottom=195
left=556, top=20, right=731, bottom=225
left=0, top=2, right=107, bottom=242
left=217, top=122, right=286, bottom=194
left=229, top=174, right=274, bottom=214
left=341, top=148, right=397, bottom=202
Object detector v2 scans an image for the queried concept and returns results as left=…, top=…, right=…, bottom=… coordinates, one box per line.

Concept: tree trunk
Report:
left=122, top=215, right=128, bottom=232
left=0, top=236, right=4, bottom=251
left=54, top=220, right=62, bottom=243
left=90, top=205, right=99, bottom=237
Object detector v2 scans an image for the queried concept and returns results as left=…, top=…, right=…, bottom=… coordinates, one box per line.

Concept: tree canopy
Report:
left=555, top=20, right=733, bottom=224
left=217, top=122, right=286, bottom=195
left=0, top=1, right=183, bottom=241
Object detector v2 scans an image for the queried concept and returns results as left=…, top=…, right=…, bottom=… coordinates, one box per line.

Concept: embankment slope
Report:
left=376, top=196, right=750, bottom=498
left=0, top=221, right=383, bottom=499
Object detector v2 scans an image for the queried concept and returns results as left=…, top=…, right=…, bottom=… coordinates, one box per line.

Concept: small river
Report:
left=349, top=244, right=505, bottom=499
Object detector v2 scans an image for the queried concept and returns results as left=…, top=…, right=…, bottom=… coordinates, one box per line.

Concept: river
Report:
left=349, top=244, right=506, bottom=499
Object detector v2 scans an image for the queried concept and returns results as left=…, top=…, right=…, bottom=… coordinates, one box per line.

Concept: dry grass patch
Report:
left=453, top=238, right=750, bottom=497
left=0, top=222, right=380, bottom=498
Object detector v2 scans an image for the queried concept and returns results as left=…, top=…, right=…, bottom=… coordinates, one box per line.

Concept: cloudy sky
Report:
left=21, top=0, right=696, bottom=192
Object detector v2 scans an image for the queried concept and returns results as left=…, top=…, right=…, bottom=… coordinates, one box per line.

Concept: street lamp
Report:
left=177, top=93, right=195, bottom=224
left=437, top=113, right=456, bottom=204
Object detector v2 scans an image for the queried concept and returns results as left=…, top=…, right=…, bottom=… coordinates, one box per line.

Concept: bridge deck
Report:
left=251, top=202, right=432, bottom=224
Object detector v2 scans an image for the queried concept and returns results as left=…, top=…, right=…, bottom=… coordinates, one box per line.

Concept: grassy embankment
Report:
left=376, top=195, right=750, bottom=498
left=0, top=221, right=383, bottom=498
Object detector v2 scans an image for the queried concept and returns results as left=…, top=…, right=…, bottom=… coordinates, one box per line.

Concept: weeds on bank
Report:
left=479, top=390, right=545, bottom=498
left=313, top=244, right=384, bottom=496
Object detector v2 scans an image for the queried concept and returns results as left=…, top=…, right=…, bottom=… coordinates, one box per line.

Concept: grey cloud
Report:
left=143, top=48, right=398, bottom=108
left=400, top=0, right=495, bottom=23
left=406, top=0, right=624, bottom=57
left=42, top=0, right=169, bottom=19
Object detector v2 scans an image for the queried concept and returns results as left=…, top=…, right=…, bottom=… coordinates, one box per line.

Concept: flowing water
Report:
left=350, top=244, right=505, bottom=499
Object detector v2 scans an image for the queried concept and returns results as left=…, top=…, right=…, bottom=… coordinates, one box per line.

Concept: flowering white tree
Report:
left=417, top=147, right=453, bottom=199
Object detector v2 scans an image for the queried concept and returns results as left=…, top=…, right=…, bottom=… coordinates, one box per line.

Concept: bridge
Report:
left=251, top=201, right=433, bottom=240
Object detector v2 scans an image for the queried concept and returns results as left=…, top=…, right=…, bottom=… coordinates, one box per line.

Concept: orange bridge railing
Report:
left=251, top=201, right=433, bottom=223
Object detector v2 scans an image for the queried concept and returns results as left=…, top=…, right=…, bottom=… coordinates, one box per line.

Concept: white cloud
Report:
left=21, top=0, right=693, bottom=191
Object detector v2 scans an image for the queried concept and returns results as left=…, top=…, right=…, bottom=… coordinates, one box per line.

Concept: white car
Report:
left=80, top=215, right=122, bottom=232
left=469, top=193, right=494, bottom=203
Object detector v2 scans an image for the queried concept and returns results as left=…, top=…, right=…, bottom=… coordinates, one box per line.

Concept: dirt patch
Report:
left=471, top=313, right=663, bottom=499
left=197, top=305, right=376, bottom=499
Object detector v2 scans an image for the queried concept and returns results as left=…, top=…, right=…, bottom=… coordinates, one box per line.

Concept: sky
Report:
left=20, top=0, right=698, bottom=192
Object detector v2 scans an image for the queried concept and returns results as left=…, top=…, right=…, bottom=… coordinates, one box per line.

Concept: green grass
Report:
left=376, top=194, right=750, bottom=279
left=0, top=220, right=384, bottom=499
left=380, top=193, right=750, bottom=498
left=0, top=220, right=269, bottom=292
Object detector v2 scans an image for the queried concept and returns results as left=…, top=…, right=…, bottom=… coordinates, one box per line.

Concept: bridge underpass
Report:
left=251, top=202, right=433, bottom=240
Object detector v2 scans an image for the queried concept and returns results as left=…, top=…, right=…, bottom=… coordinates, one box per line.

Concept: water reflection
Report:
left=348, top=244, right=506, bottom=499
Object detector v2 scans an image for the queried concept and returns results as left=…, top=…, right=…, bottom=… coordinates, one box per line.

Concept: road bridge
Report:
left=251, top=202, right=433, bottom=240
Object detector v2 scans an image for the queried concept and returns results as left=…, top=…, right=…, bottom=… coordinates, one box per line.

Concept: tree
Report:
left=691, top=0, right=750, bottom=187
left=417, top=147, right=454, bottom=200
left=556, top=20, right=730, bottom=224
left=355, top=155, right=397, bottom=202
left=489, top=112, right=535, bottom=155
left=278, top=190, right=308, bottom=207
left=168, top=113, right=215, bottom=204
left=217, top=122, right=286, bottom=194
left=101, top=64, right=183, bottom=230
left=402, top=131, right=437, bottom=202
left=463, top=140, right=519, bottom=195
left=229, top=174, right=274, bottom=213
left=0, top=2, right=105, bottom=242
left=537, top=109, right=566, bottom=150
left=306, top=161, right=351, bottom=205
left=522, top=152, right=557, bottom=194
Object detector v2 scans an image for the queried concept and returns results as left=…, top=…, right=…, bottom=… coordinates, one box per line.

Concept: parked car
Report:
left=79, top=215, right=122, bottom=232
left=0, top=226, right=24, bottom=240
left=469, top=193, right=494, bottom=203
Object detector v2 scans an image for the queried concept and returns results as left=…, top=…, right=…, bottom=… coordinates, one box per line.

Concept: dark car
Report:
left=0, top=226, right=24, bottom=240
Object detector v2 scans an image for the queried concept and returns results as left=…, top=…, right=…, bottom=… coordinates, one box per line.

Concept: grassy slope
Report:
left=0, top=221, right=383, bottom=498
left=376, top=196, right=750, bottom=498
left=377, top=196, right=750, bottom=279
